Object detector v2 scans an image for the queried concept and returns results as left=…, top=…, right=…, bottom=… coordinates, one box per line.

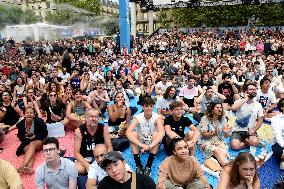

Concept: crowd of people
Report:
left=0, top=26, right=283, bottom=189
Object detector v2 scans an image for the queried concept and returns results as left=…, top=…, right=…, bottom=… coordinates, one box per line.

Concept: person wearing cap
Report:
left=74, top=109, right=112, bottom=175
left=35, top=137, right=78, bottom=189
left=86, top=144, right=132, bottom=189
left=126, top=97, right=164, bottom=176
left=98, top=151, right=156, bottom=189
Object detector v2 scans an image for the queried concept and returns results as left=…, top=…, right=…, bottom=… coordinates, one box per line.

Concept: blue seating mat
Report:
left=80, top=96, right=278, bottom=189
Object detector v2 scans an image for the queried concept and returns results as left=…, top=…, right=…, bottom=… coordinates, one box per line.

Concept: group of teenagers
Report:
left=0, top=27, right=283, bottom=189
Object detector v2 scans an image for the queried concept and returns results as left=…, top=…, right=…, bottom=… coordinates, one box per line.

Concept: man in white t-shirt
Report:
left=86, top=144, right=131, bottom=189
left=179, top=76, right=199, bottom=113
left=126, top=97, right=164, bottom=176
left=155, top=73, right=172, bottom=96
left=58, top=67, right=70, bottom=83
left=256, top=76, right=277, bottom=119
left=89, top=66, right=103, bottom=82
left=230, top=83, right=264, bottom=150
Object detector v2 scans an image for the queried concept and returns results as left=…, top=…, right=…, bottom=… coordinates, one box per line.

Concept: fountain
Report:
left=2, top=23, right=105, bottom=41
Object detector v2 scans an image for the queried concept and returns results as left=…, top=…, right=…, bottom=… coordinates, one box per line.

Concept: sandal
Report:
left=17, top=166, right=25, bottom=173
left=22, top=167, right=34, bottom=175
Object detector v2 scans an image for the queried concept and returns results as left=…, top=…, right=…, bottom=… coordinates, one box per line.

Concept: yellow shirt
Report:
left=0, top=159, right=23, bottom=189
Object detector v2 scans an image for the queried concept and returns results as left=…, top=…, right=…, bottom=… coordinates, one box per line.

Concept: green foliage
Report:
left=157, top=9, right=172, bottom=28
left=23, top=9, right=39, bottom=24
left=0, top=4, right=37, bottom=28
left=158, top=3, right=284, bottom=28
left=54, top=0, right=101, bottom=15
left=45, top=10, right=73, bottom=25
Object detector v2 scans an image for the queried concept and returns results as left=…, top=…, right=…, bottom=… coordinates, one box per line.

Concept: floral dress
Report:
left=197, top=116, right=228, bottom=158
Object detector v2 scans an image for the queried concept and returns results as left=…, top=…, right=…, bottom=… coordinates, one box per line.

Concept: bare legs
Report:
left=17, top=140, right=43, bottom=174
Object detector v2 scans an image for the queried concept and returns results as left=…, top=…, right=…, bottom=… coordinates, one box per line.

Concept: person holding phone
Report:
left=230, top=83, right=264, bottom=150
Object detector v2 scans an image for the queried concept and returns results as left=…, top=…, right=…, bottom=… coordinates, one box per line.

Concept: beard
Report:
left=248, top=92, right=256, bottom=98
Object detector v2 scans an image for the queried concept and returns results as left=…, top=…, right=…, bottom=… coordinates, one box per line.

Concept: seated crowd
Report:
left=0, top=27, right=283, bottom=189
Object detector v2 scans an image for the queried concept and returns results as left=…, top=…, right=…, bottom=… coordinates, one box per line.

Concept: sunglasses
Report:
left=49, top=94, right=57, bottom=97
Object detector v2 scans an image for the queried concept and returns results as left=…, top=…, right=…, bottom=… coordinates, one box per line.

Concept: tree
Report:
left=158, top=3, right=284, bottom=28
left=157, top=9, right=172, bottom=28
left=0, top=4, right=37, bottom=29
left=54, top=0, right=101, bottom=15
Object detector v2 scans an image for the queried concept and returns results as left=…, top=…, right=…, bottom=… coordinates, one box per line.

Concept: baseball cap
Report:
left=101, top=151, right=124, bottom=169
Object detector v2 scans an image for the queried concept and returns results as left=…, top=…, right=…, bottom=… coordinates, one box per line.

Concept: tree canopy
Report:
left=54, top=0, right=101, bottom=15
left=0, top=4, right=38, bottom=29
left=157, top=3, right=284, bottom=28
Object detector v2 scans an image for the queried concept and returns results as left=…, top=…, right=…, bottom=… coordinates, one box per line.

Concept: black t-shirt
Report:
left=196, top=80, right=214, bottom=88
left=98, top=172, right=156, bottom=189
left=42, top=102, right=66, bottom=124
left=46, top=76, right=63, bottom=84
left=218, top=82, right=234, bottom=98
left=164, top=115, right=192, bottom=138
left=0, top=104, right=20, bottom=126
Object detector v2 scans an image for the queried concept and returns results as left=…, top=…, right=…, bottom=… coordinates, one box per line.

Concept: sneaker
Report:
left=143, top=167, right=151, bottom=176
left=280, top=161, right=284, bottom=170
left=136, top=166, right=144, bottom=175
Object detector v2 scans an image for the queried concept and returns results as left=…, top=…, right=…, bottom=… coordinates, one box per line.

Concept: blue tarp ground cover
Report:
left=77, top=97, right=280, bottom=189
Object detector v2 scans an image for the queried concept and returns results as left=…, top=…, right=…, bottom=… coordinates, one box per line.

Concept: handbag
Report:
left=236, top=114, right=251, bottom=128
left=111, top=137, right=130, bottom=151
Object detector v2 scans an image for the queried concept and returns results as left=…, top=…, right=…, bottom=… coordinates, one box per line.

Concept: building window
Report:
left=144, top=24, right=148, bottom=32
left=46, top=2, right=50, bottom=9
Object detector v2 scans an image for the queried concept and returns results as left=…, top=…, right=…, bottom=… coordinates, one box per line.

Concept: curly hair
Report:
left=163, top=85, right=177, bottom=100
left=205, top=101, right=224, bottom=122
left=230, top=152, right=258, bottom=187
